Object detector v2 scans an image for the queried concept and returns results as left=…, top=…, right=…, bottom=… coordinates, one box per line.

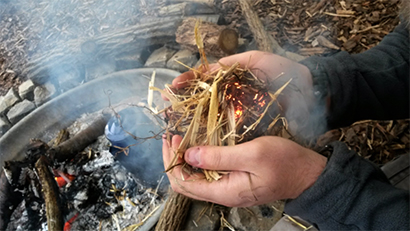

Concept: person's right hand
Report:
left=162, top=134, right=327, bottom=207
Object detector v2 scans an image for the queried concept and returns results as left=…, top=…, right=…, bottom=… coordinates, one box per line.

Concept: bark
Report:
left=155, top=189, right=192, bottom=231
left=35, top=156, right=64, bottom=231
left=51, top=115, right=108, bottom=162
left=238, top=0, right=305, bottom=62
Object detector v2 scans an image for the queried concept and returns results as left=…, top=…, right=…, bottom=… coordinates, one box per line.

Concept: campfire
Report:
left=1, top=106, right=167, bottom=231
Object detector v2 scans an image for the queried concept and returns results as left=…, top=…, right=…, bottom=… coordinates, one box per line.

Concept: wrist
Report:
left=294, top=149, right=327, bottom=198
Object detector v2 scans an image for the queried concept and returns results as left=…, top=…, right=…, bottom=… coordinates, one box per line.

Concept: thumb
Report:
left=184, top=144, right=252, bottom=171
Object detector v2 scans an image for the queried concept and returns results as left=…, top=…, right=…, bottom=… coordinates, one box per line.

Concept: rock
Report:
left=166, top=49, right=198, bottom=72
left=115, top=51, right=145, bottom=70
left=18, top=79, right=36, bottom=100
left=182, top=200, right=220, bottom=230
left=145, top=46, right=177, bottom=68
left=194, top=55, right=219, bottom=68
left=7, top=100, right=36, bottom=125
left=34, top=82, right=57, bottom=107
left=85, top=57, right=117, bottom=81
left=0, top=116, right=11, bottom=136
left=227, top=201, right=284, bottom=231
left=0, top=88, right=21, bottom=115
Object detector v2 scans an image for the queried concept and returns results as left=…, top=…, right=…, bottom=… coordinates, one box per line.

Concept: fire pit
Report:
left=0, top=68, right=179, bottom=230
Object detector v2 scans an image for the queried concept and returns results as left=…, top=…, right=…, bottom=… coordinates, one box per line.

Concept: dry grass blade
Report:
left=157, top=19, right=291, bottom=182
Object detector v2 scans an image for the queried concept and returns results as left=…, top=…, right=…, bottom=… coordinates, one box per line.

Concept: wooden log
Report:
left=155, top=189, right=192, bottom=231
left=0, top=170, right=23, bottom=230
left=238, top=0, right=272, bottom=52
left=238, top=0, right=305, bottom=62
left=35, top=156, right=64, bottom=231
left=50, top=115, right=108, bottom=162
left=24, top=18, right=182, bottom=81
left=159, top=2, right=215, bottom=16
left=166, top=0, right=214, bottom=7
left=176, top=17, right=243, bottom=58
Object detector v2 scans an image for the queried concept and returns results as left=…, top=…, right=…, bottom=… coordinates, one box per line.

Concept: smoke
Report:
left=265, top=65, right=328, bottom=144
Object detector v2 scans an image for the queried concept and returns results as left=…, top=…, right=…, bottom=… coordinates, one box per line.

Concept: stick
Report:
left=238, top=0, right=305, bottom=62
left=155, top=189, right=192, bottom=231
left=51, top=115, right=109, bottom=162
left=238, top=0, right=272, bottom=52
left=35, top=156, right=64, bottom=231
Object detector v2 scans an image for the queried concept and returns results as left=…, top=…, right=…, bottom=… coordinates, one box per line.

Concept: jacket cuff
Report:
left=284, top=142, right=388, bottom=226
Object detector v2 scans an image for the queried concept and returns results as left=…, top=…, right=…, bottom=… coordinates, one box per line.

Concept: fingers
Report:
left=170, top=170, right=254, bottom=207
left=172, top=71, right=195, bottom=89
left=184, top=142, right=254, bottom=171
left=162, top=134, right=183, bottom=169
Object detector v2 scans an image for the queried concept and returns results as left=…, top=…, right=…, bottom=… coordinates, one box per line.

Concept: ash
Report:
left=6, top=111, right=165, bottom=231
left=66, top=151, right=162, bottom=230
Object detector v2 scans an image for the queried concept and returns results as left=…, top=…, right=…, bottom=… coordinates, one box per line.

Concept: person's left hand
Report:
left=162, top=134, right=327, bottom=207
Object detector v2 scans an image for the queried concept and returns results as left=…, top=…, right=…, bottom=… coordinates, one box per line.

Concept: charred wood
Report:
left=0, top=171, right=22, bottom=230
left=35, top=156, right=64, bottom=231
left=51, top=115, right=108, bottom=162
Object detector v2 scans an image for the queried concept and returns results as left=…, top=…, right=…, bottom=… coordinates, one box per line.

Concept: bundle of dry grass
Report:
left=153, top=21, right=291, bottom=182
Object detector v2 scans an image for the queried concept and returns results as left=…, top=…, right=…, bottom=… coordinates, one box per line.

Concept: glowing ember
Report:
left=55, top=173, right=75, bottom=187
left=235, top=108, right=243, bottom=119
left=223, top=81, right=270, bottom=121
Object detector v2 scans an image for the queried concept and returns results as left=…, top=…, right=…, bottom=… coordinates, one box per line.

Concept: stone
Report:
left=227, top=201, right=284, bottom=231
left=18, top=79, right=36, bottom=100
left=194, top=55, right=219, bottom=68
left=34, top=82, right=57, bottom=107
left=0, top=116, right=11, bottom=136
left=115, top=51, right=146, bottom=70
left=0, top=88, right=21, bottom=114
left=7, top=100, right=36, bottom=125
left=166, top=49, right=198, bottom=72
left=145, top=46, right=177, bottom=68
left=182, top=200, right=220, bottom=230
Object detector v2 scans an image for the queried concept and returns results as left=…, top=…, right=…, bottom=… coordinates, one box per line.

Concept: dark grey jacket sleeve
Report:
left=300, top=22, right=409, bottom=129
left=285, top=23, right=410, bottom=230
left=285, top=142, right=410, bottom=230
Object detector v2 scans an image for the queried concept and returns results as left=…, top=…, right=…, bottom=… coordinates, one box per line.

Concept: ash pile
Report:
left=1, top=106, right=167, bottom=231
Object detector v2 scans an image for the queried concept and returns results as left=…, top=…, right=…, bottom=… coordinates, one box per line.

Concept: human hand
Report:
left=162, top=134, right=327, bottom=207
left=166, top=51, right=322, bottom=139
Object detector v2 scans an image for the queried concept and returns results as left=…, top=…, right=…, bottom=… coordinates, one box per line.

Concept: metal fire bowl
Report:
left=0, top=68, right=179, bottom=230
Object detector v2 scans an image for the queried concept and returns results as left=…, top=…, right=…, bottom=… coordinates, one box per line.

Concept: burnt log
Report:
left=0, top=171, right=23, bottom=230
left=51, top=115, right=108, bottom=162
left=35, top=156, right=64, bottom=231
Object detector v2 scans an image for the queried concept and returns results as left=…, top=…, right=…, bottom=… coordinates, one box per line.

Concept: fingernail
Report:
left=187, top=148, right=200, bottom=166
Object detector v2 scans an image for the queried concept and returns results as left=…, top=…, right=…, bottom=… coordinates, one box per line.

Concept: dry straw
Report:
left=152, top=20, right=291, bottom=182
